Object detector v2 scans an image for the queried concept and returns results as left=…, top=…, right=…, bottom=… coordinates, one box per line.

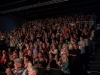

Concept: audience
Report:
left=0, top=13, right=96, bottom=75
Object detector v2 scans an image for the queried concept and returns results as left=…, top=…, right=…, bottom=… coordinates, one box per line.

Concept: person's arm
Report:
left=6, top=68, right=14, bottom=75
left=50, top=49, right=58, bottom=55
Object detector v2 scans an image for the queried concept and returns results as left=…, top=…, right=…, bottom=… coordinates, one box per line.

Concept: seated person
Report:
left=28, top=66, right=38, bottom=75
left=6, top=58, right=28, bottom=75
left=34, top=52, right=46, bottom=68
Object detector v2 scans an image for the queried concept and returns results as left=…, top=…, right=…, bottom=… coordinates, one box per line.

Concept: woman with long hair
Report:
left=49, top=44, right=58, bottom=61
left=57, top=53, right=70, bottom=75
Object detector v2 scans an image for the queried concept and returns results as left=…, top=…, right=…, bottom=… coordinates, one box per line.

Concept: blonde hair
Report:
left=30, top=66, right=38, bottom=74
left=61, top=53, right=68, bottom=62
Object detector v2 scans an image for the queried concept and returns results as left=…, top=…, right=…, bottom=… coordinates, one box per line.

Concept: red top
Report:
left=65, top=28, right=69, bottom=33
left=0, top=56, right=4, bottom=63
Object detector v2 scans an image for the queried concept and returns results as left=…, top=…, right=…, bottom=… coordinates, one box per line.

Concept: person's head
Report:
left=52, top=44, right=56, bottom=49
left=2, top=50, right=6, bottom=54
left=38, top=52, right=42, bottom=58
left=73, top=34, right=77, bottom=38
left=62, top=43, right=68, bottom=49
left=36, top=37, right=40, bottom=42
left=7, top=61, right=14, bottom=68
left=41, top=42, right=47, bottom=48
left=52, top=33, right=55, bottom=38
left=80, top=36, right=83, bottom=41
left=29, top=42, right=33, bottom=48
left=30, top=34, right=34, bottom=40
left=12, top=52, right=18, bottom=59
left=24, top=39, right=28, bottom=44
left=19, top=39, right=22, bottom=42
left=2, top=53, right=7, bottom=58
left=73, top=43, right=78, bottom=49
left=92, top=29, right=95, bottom=33
left=19, top=49, right=23, bottom=52
left=14, top=58, right=24, bottom=70
left=34, top=43, right=38, bottom=48
left=70, top=37, right=73, bottom=41
left=8, top=48, right=11, bottom=52
left=45, top=38, right=48, bottom=42
left=60, top=36, right=63, bottom=42
left=51, top=39, right=55, bottom=43
left=28, top=50, right=32, bottom=56
left=28, top=66, right=38, bottom=75
left=61, top=53, right=68, bottom=62
left=6, top=68, right=13, bottom=75
left=9, top=54, right=13, bottom=60
left=24, top=55, right=31, bottom=62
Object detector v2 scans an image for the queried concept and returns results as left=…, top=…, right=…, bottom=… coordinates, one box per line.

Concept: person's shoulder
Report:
left=24, top=68, right=28, bottom=72
left=22, top=68, right=28, bottom=75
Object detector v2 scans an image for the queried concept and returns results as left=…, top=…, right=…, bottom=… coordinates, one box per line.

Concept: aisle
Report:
left=87, top=29, right=100, bottom=75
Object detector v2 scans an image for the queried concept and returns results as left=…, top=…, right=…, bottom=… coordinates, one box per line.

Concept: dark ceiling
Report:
left=0, top=0, right=100, bottom=20
left=0, top=0, right=49, bottom=11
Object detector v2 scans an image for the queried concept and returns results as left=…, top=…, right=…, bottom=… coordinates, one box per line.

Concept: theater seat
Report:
left=38, top=67, right=46, bottom=75
left=87, top=71, right=100, bottom=75
left=0, top=72, right=6, bottom=75
left=49, top=68, right=63, bottom=75
left=91, top=61, right=100, bottom=65
left=89, top=65, right=100, bottom=71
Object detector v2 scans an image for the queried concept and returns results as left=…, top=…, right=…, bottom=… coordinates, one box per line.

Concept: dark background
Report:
left=0, top=0, right=100, bottom=32
left=0, top=14, right=26, bottom=32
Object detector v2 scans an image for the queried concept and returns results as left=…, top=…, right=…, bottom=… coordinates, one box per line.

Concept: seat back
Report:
left=49, top=68, right=63, bottom=75
left=38, top=67, right=46, bottom=75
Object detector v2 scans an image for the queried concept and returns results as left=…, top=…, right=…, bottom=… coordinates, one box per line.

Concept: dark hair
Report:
left=80, top=36, right=84, bottom=39
left=73, top=43, right=78, bottom=46
left=38, top=52, right=42, bottom=54
left=24, top=55, right=31, bottom=61
left=7, top=60, right=14, bottom=68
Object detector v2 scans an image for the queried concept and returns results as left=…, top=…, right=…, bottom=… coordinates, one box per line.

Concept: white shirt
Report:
left=49, top=49, right=58, bottom=61
left=10, top=41, right=15, bottom=47
left=90, top=31, right=94, bottom=40
left=78, top=41, right=85, bottom=54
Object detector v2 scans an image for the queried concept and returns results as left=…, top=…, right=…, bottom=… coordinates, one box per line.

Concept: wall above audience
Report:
left=0, top=14, right=26, bottom=32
